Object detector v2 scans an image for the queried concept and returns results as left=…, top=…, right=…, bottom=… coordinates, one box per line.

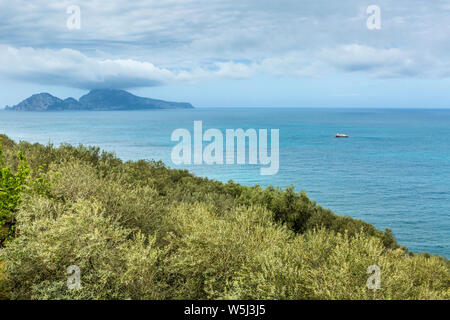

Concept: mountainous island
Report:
left=4, top=89, right=194, bottom=111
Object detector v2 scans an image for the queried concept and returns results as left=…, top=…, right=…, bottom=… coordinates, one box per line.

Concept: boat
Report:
left=335, top=133, right=349, bottom=138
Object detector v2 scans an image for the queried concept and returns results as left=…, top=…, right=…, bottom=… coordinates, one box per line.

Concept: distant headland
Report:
left=4, top=89, right=194, bottom=111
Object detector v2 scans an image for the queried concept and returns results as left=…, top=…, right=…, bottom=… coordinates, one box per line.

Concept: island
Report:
left=4, top=89, right=194, bottom=111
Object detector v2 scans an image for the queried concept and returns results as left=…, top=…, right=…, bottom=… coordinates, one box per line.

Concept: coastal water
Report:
left=1, top=108, right=449, bottom=257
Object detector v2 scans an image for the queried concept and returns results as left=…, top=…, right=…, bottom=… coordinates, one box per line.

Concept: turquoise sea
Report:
left=1, top=108, right=449, bottom=257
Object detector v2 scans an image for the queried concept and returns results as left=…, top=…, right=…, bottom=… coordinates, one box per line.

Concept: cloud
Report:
left=1, top=0, right=450, bottom=89
left=322, top=44, right=450, bottom=78
left=0, top=46, right=176, bottom=89
left=2, top=43, right=449, bottom=90
left=213, top=61, right=256, bottom=79
left=320, top=45, right=417, bottom=77
left=0, top=46, right=264, bottom=89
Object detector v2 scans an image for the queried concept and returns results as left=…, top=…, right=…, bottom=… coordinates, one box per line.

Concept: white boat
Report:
left=335, top=133, right=349, bottom=138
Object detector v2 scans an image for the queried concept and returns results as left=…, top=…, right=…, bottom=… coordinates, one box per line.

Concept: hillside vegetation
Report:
left=0, top=134, right=448, bottom=300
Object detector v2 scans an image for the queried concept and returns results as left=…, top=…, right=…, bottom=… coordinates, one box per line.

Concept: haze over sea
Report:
left=1, top=107, right=449, bottom=257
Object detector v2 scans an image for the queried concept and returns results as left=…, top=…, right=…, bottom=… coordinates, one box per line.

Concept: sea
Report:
left=1, top=107, right=449, bottom=257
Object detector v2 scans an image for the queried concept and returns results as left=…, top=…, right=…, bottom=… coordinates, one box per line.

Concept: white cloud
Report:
left=0, top=46, right=175, bottom=89
left=321, top=45, right=414, bottom=77
left=213, top=61, right=256, bottom=79
left=0, top=46, right=263, bottom=88
left=2, top=42, right=449, bottom=90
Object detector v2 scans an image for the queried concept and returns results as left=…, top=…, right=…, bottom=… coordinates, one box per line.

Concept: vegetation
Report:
left=0, top=134, right=448, bottom=300
left=0, top=143, right=30, bottom=246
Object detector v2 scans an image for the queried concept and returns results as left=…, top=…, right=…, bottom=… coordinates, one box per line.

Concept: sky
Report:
left=0, top=0, right=450, bottom=108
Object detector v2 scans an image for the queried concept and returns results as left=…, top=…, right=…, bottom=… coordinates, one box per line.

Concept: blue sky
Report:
left=1, top=0, right=450, bottom=108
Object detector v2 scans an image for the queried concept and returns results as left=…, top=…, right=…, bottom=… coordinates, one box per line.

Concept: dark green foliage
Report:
left=0, top=140, right=30, bottom=245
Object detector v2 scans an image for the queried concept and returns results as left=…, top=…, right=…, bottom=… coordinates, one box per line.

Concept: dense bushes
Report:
left=0, top=143, right=30, bottom=246
left=0, top=134, right=448, bottom=300
left=2, top=197, right=162, bottom=299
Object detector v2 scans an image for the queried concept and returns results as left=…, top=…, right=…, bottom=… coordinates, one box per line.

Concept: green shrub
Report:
left=0, top=134, right=447, bottom=300
left=160, top=203, right=291, bottom=299
left=0, top=144, right=30, bottom=245
left=225, top=229, right=449, bottom=300
left=0, top=197, right=163, bottom=299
